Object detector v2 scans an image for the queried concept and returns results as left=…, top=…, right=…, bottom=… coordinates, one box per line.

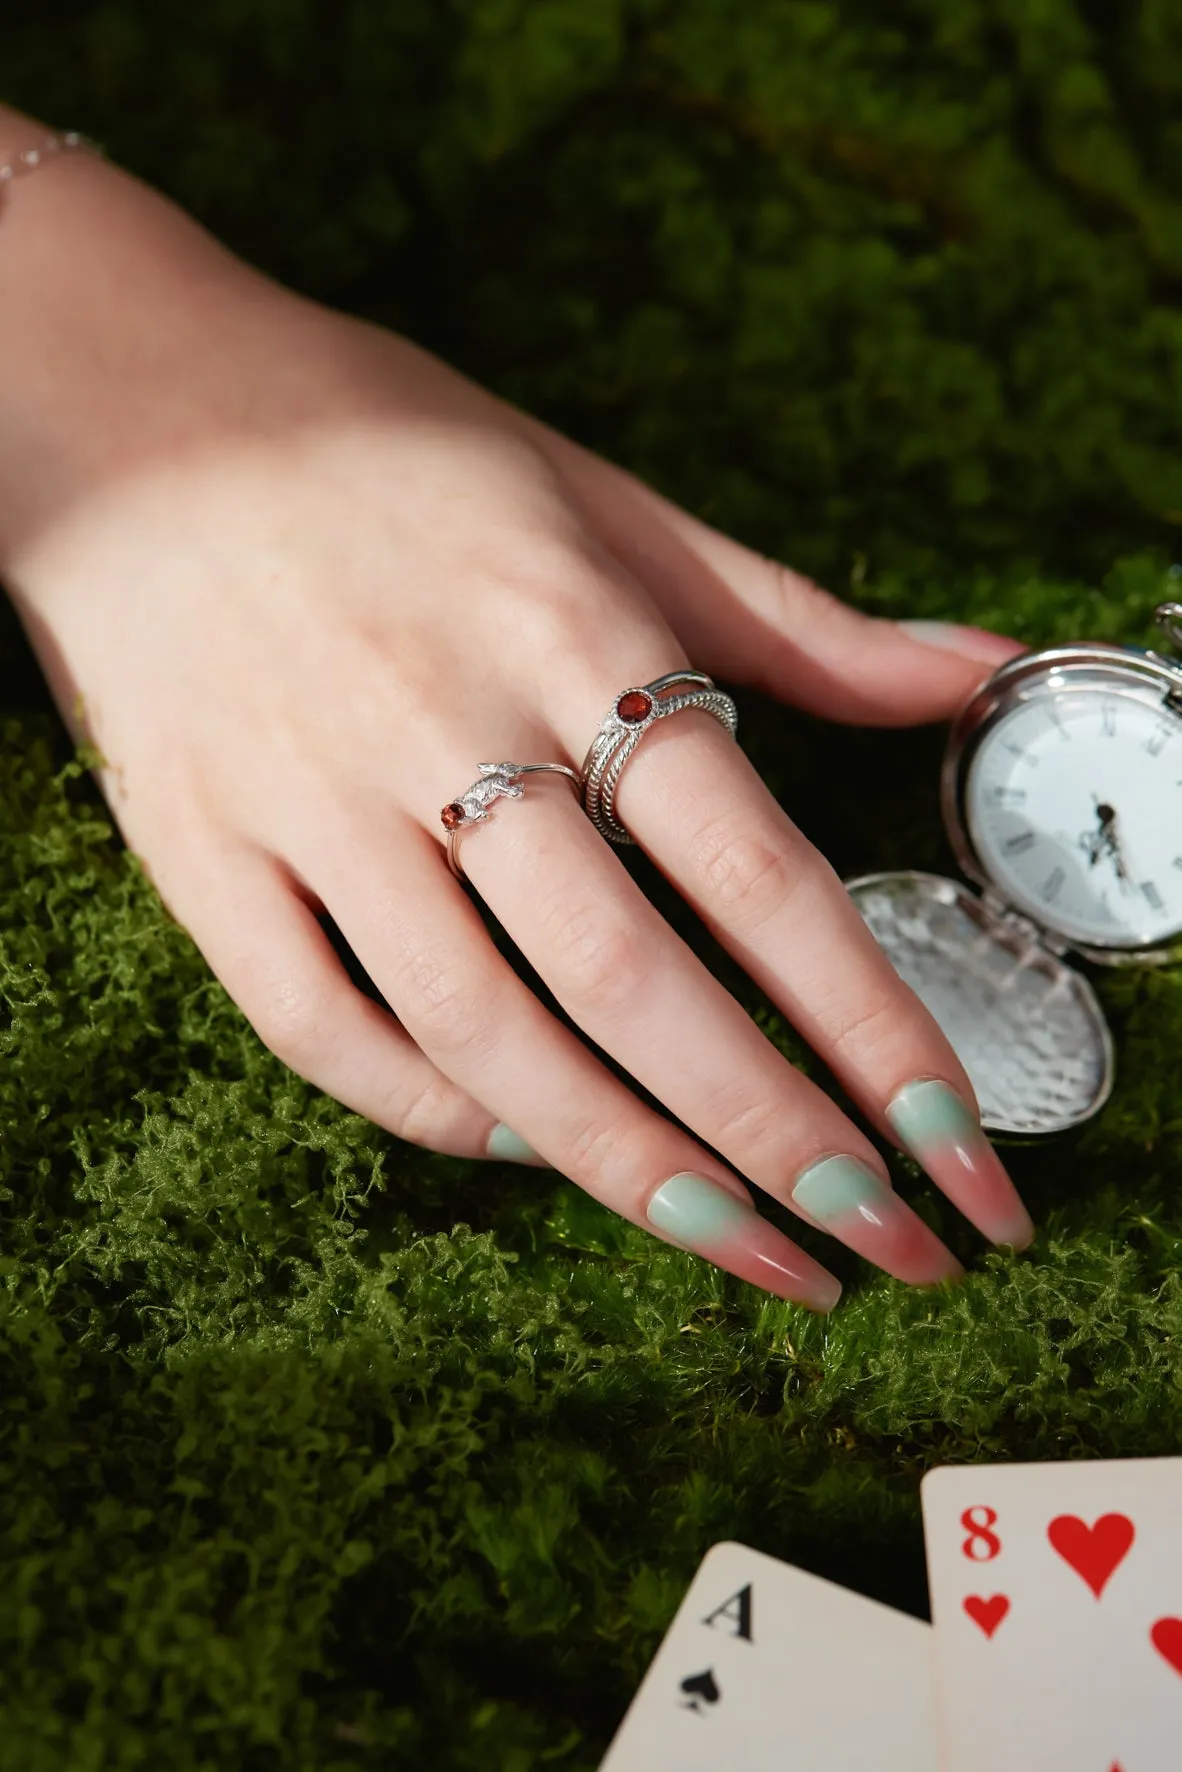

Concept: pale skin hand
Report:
left=0, top=116, right=1035, bottom=1310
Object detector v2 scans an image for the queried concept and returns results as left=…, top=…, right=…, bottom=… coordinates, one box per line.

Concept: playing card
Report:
left=599, top=1541, right=937, bottom=1770
left=922, top=1457, right=1182, bottom=1771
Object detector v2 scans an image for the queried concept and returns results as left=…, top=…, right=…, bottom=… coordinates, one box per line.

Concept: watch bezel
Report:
left=941, top=641, right=1182, bottom=967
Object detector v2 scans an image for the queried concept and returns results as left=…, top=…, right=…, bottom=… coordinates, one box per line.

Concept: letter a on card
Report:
left=702, top=1582, right=752, bottom=1641
left=599, top=1542, right=938, bottom=1770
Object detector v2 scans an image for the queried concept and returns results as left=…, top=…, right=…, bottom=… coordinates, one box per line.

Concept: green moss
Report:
left=2, top=4, right=1182, bottom=1766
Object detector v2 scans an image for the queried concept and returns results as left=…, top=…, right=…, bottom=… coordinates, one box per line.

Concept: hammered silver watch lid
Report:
left=846, top=870, right=1113, bottom=1135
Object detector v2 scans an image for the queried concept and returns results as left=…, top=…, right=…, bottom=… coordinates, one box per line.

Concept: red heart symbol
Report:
left=963, top=1594, right=1009, bottom=1638
left=1151, top=1617, right=1182, bottom=1677
left=1047, top=1513, right=1134, bottom=1598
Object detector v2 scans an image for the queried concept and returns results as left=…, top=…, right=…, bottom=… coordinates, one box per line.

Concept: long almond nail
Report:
left=646, top=1171, right=841, bottom=1312
left=886, top=1080, right=1034, bottom=1249
left=791, top=1154, right=963, bottom=1286
left=897, top=619, right=1026, bottom=666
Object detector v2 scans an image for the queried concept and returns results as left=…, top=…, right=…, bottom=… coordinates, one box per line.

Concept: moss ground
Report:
left=2, top=4, right=1182, bottom=1766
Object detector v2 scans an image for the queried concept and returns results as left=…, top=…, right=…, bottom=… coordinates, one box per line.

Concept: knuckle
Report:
left=399, top=944, right=498, bottom=1061
left=469, top=483, right=604, bottom=607
left=514, top=564, right=631, bottom=677
left=478, top=527, right=588, bottom=609
left=251, top=973, right=335, bottom=1070
left=689, top=809, right=801, bottom=929
left=702, top=1083, right=789, bottom=1159
left=826, top=990, right=901, bottom=1068
left=473, top=519, right=638, bottom=646
left=543, top=897, right=652, bottom=1013
left=762, top=557, right=840, bottom=630
left=394, top=1070, right=467, bottom=1150
left=563, top=1113, right=631, bottom=1177
left=561, top=1113, right=663, bottom=1198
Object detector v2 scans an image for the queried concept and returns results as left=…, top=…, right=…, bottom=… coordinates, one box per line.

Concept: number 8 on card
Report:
left=920, top=1458, right=1182, bottom=1772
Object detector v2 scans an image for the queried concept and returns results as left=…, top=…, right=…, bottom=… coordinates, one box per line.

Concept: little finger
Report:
left=144, top=831, right=540, bottom=1162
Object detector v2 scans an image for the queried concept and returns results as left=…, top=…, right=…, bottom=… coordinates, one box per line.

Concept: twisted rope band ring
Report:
left=440, top=762, right=582, bottom=881
left=580, top=670, right=739, bottom=845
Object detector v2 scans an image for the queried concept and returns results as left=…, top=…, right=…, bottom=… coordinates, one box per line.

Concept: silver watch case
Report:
left=845, top=603, right=1182, bottom=1135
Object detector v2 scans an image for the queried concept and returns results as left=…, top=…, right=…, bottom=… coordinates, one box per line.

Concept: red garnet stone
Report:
left=616, top=690, right=653, bottom=723
left=440, top=802, right=467, bottom=830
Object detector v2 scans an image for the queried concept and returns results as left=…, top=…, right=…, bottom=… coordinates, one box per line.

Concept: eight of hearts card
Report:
left=598, top=1541, right=938, bottom=1770
left=921, top=1457, right=1182, bottom=1771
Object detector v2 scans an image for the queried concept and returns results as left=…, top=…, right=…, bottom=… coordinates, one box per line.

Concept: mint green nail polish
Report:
left=887, top=1078, right=977, bottom=1149
left=886, top=1077, right=1032, bottom=1248
left=648, top=1171, right=842, bottom=1309
left=791, top=1154, right=891, bottom=1224
left=646, top=1171, right=751, bottom=1245
left=486, top=1123, right=549, bottom=1166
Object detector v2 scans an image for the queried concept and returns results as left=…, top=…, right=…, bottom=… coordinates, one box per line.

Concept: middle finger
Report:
left=611, top=709, right=1034, bottom=1250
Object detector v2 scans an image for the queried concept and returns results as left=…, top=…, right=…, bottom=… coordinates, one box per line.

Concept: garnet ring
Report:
left=440, top=761, right=582, bottom=881
left=579, top=671, right=739, bottom=845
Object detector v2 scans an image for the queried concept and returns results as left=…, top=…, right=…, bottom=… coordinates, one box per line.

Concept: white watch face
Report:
left=965, top=686, right=1182, bottom=948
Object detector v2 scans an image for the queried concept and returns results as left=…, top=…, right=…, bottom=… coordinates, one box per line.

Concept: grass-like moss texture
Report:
left=4, top=4, right=1182, bottom=1766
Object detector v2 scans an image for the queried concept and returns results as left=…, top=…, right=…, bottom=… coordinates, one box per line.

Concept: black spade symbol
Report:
left=679, top=1668, right=720, bottom=1713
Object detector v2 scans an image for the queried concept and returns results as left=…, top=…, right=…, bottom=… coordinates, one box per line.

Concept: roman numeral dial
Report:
left=965, top=689, right=1182, bottom=949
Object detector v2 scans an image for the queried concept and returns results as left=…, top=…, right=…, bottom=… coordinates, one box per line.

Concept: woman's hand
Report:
left=0, top=133, right=1034, bottom=1311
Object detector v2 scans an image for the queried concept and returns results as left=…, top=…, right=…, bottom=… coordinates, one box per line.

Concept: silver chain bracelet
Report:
left=0, top=128, right=103, bottom=186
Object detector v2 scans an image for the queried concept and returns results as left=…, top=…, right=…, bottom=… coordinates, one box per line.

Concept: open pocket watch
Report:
left=845, top=602, right=1182, bottom=1135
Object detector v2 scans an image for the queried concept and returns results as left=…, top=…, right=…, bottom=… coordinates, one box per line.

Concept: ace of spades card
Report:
left=921, top=1458, right=1182, bottom=1771
left=599, top=1542, right=938, bottom=1770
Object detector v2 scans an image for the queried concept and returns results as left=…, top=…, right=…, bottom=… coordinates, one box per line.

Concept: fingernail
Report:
left=886, top=1080, right=1035, bottom=1249
left=897, top=619, right=1026, bottom=666
left=646, top=1171, right=841, bottom=1312
left=486, top=1123, right=552, bottom=1167
left=790, top=1154, right=964, bottom=1286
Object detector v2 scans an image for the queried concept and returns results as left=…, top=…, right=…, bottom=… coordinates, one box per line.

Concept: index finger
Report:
left=614, top=712, right=1035, bottom=1250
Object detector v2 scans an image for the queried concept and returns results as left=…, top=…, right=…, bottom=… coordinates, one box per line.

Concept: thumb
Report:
left=535, top=421, right=1025, bottom=725
left=666, top=548, right=1026, bottom=726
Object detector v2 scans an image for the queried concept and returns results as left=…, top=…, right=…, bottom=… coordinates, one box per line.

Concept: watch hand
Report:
left=1092, top=798, right=1126, bottom=869
left=1082, top=798, right=1115, bottom=868
left=1095, top=799, right=1140, bottom=887
left=1103, top=813, right=1132, bottom=883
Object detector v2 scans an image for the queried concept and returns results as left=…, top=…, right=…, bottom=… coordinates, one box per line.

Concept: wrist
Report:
left=0, top=108, right=303, bottom=572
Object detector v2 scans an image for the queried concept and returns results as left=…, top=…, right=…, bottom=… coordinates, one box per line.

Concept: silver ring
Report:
left=440, top=761, right=581, bottom=881
left=580, top=670, right=739, bottom=844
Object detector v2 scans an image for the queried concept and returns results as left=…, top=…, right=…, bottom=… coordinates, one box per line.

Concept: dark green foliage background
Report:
left=3, top=2, right=1182, bottom=1766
